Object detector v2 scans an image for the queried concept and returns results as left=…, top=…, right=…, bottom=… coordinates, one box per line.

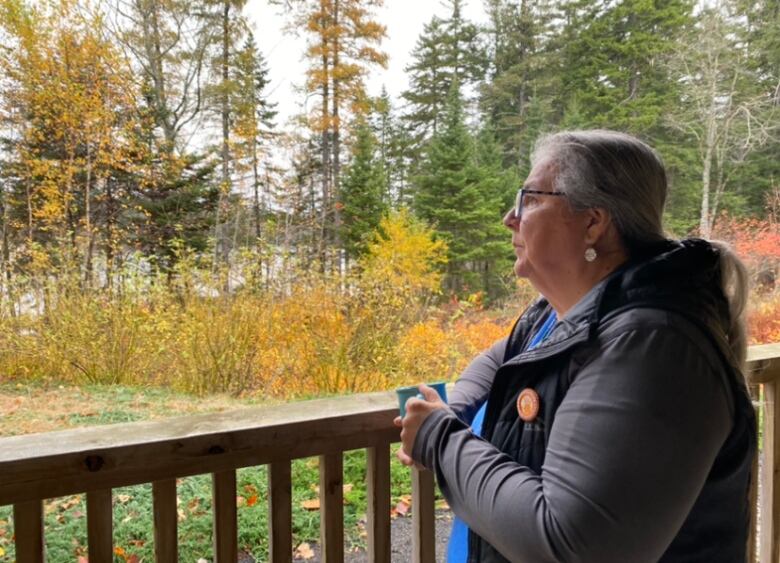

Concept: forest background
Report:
left=0, top=0, right=779, bottom=400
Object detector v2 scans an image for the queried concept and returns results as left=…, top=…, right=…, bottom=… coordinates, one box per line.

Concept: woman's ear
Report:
left=583, top=207, right=612, bottom=246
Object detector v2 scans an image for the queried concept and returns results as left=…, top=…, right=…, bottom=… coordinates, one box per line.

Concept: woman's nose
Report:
left=503, top=209, right=519, bottom=230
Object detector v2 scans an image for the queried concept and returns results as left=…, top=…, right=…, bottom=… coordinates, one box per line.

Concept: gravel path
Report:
left=292, top=509, right=454, bottom=562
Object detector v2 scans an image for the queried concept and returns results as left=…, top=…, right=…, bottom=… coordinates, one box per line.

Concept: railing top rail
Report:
left=0, top=390, right=400, bottom=505
left=0, top=390, right=398, bottom=461
left=747, top=343, right=780, bottom=384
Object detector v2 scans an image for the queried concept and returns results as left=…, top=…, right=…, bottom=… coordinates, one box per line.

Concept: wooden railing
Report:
left=0, top=342, right=779, bottom=563
left=748, top=342, right=780, bottom=563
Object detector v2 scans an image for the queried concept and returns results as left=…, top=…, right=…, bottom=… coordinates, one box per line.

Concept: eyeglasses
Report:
left=514, top=188, right=566, bottom=218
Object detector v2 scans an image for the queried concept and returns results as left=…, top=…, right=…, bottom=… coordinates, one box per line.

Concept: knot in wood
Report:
left=84, top=455, right=104, bottom=472
left=208, top=445, right=226, bottom=455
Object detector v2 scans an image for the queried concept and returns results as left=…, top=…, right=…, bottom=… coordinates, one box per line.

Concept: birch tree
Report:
left=665, top=1, right=778, bottom=236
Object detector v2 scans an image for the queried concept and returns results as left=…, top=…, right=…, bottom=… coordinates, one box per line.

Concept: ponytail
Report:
left=710, top=240, right=749, bottom=369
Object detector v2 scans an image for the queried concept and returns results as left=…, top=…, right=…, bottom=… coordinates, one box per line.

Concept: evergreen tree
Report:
left=371, top=88, right=415, bottom=208
left=728, top=0, right=780, bottom=217
left=480, top=0, right=559, bottom=171
left=340, top=118, right=388, bottom=261
left=232, top=32, right=278, bottom=240
left=413, top=86, right=511, bottom=297
left=402, top=0, right=487, bottom=143
left=558, top=0, right=693, bottom=135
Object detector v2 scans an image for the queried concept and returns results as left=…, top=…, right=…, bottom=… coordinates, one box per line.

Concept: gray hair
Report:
left=531, top=130, right=667, bottom=252
left=711, top=241, right=749, bottom=368
left=532, top=130, right=748, bottom=368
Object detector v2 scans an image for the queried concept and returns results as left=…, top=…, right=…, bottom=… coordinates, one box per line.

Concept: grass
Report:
left=0, top=380, right=428, bottom=562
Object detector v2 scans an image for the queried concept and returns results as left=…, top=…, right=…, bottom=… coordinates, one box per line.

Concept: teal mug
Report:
left=396, top=382, right=448, bottom=417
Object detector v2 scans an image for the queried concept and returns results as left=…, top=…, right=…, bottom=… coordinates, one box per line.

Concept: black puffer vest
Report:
left=468, top=240, right=756, bottom=563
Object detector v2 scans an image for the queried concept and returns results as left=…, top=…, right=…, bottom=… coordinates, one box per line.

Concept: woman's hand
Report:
left=393, top=384, right=448, bottom=468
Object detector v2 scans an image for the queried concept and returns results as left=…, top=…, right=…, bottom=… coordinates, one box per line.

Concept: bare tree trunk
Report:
left=700, top=100, right=718, bottom=238
left=321, top=46, right=331, bottom=273
left=84, top=145, right=94, bottom=289
left=213, top=1, right=232, bottom=277
left=104, top=177, right=116, bottom=293
left=332, top=0, right=343, bottom=276
left=1, top=188, right=15, bottom=318
left=143, top=0, right=175, bottom=148
left=252, top=136, right=262, bottom=240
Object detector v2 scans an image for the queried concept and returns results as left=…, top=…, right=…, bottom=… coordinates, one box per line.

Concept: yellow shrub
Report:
left=394, top=321, right=455, bottom=386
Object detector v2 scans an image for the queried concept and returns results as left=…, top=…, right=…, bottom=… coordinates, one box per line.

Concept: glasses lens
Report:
left=515, top=189, right=523, bottom=218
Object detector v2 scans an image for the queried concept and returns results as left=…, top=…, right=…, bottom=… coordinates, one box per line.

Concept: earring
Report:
left=584, top=247, right=597, bottom=262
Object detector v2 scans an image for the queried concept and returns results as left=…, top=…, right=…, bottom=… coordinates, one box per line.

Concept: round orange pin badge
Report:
left=517, top=388, right=540, bottom=422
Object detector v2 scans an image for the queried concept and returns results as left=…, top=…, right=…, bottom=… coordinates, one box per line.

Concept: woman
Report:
left=396, top=130, right=756, bottom=563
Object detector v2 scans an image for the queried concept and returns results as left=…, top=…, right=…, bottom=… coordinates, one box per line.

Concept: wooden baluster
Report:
left=747, top=383, right=760, bottom=563
left=13, top=500, right=44, bottom=563
left=411, top=467, right=435, bottom=563
left=213, top=470, right=238, bottom=562
left=367, top=445, right=391, bottom=563
left=153, top=479, right=178, bottom=563
left=87, top=489, right=113, bottom=563
left=761, top=380, right=780, bottom=563
left=319, top=453, right=344, bottom=563
left=268, top=461, right=293, bottom=563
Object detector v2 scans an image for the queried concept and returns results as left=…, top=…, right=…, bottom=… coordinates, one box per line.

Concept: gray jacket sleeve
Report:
left=412, top=326, right=732, bottom=563
left=447, top=337, right=508, bottom=424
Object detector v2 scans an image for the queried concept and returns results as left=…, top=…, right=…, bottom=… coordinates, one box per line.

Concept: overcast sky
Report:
left=244, top=0, right=488, bottom=128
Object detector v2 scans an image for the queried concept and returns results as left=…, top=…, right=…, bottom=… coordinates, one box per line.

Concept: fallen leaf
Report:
left=196, top=559, right=209, bottom=563
left=394, top=498, right=411, bottom=517
left=246, top=494, right=258, bottom=507
left=342, top=483, right=354, bottom=494
left=177, top=508, right=186, bottom=522
left=61, top=496, right=82, bottom=510
left=77, top=557, right=88, bottom=563
left=188, top=498, right=201, bottom=512
left=435, top=499, right=450, bottom=510
left=236, top=496, right=246, bottom=507
left=129, top=539, right=145, bottom=547
left=294, top=542, right=315, bottom=560
left=127, top=555, right=139, bottom=563
left=0, top=547, right=5, bottom=557
left=243, top=484, right=258, bottom=495
left=114, top=547, right=126, bottom=557
left=116, top=494, right=132, bottom=504
left=301, top=499, right=320, bottom=511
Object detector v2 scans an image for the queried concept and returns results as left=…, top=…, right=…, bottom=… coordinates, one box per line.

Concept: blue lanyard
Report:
left=447, top=310, right=557, bottom=563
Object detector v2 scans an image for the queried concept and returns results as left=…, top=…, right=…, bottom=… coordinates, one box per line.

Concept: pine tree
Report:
left=558, top=0, right=693, bottom=135
left=402, top=0, right=487, bottom=144
left=480, top=0, right=559, bottom=171
left=340, top=117, right=388, bottom=261
left=413, top=85, right=511, bottom=297
left=371, top=88, right=415, bottom=208
left=728, top=0, right=780, bottom=217
left=232, top=32, right=277, bottom=241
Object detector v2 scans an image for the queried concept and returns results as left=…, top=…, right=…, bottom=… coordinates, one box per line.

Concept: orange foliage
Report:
left=712, top=214, right=780, bottom=272
left=748, top=295, right=780, bottom=345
